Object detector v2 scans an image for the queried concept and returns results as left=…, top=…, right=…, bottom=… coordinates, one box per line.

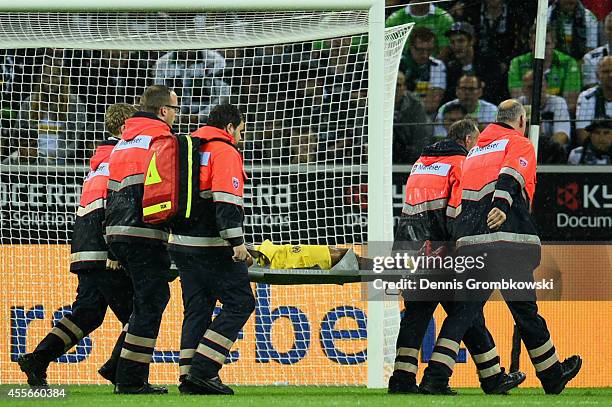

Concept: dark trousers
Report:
left=34, top=269, right=133, bottom=369
left=110, top=242, right=171, bottom=386
left=394, top=299, right=501, bottom=388
left=424, top=244, right=562, bottom=384
left=171, top=247, right=255, bottom=380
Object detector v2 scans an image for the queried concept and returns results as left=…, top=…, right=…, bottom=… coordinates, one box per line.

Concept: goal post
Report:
left=0, top=2, right=411, bottom=388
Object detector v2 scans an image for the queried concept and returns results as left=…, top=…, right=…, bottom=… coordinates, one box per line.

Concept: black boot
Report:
left=419, top=376, right=457, bottom=395
left=98, top=359, right=118, bottom=384
left=183, top=374, right=234, bottom=395
left=542, top=355, right=582, bottom=395
left=482, top=370, right=526, bottom=394
left=113, top=383, right=168, bottom=394
left=17, top=353, right=49, bottom=388
left=388, top=371, right=418, bottom=394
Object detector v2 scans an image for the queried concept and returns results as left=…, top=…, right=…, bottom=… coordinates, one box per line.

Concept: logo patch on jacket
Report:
left=200, top=151, right=211, bottom=166
left=232, top=177, right=240, bottom=190
left=519, top=157, right=528, bottom=167
left=86, top=162, right=110, bottom=180
left=410, top=162, right=451, bottom=176
left=467, top=139, right=509, bottom=159
left=113, top=135, right=153, bottom=152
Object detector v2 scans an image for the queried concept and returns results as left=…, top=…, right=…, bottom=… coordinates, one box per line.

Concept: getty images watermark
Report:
left=364, top=249, right=557, bottom=301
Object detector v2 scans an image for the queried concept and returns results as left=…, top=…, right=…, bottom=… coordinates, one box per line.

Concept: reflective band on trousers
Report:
left=59, top=317, right=84, bottom=340
left=528, top=338, right=554, bottom=358
left=472, top=347, right=498, bottom=364
left=462, top=181, right=497, bottom=201
left=213, top=191, right=243, bottom=206
left=180, top=349, right=196, bottom=359
left=50, top=327, right=72, bottom=346
left=500, top=166, right=526, bottom=189
left=196, top=343, right=227, bottom=364
left=534, top=352, right=559, bottom=372
left=396, top=347, right=419, bottom=358
left=70, top=251, right=107, bottom=264
left=125, top=333, right=157, bottom=348
left=107, top=174, right=145, bottom=191
left=394, top=361, right=418, bottom=373
left=120, top=348, right=153, bottom=364
left=436, top=338, right=460, bottom=354
left=430, top=352, right=456, bottom=370
left=219, top=227, right=243, bottom=239
left=402, top=198, right=448, bottom=215
left=478, top=363, right=502, bottom=378
left=76, top=198, right=105, bottom=217
left=168, top=234, right=230, bottom=247
left=106, top=226, right=168, bottom=241
left=204, top=330, right=234, bottom=350
left=457, top=232, right=541, bottom=247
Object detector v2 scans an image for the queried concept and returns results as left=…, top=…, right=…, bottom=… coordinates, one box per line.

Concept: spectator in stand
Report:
left=568, top=118, right=612, bottom=164
left=393, top=70, right=433, bottom=164
left=443, top=21, right=508, bottom=104
left=440, top=102, right=468, bottom=138
left=386, top=0, right=454, bottom=59
left=508, top=26, right=581, bottom=113
left=16, top=64, right=87, bottom=164
left=152, top=50, right=231, bottom=133
left=548, top=0, right=600, bottom=60
left=72, top=49, right=150, bottom=148
left=582, top=13, right=612, bottom=89
left=464, top=0, right=535, bottom=66
left=435, top=74, right=497, bottom=138
left=399, top=27, right=447, bottom=116
left=580, top=0, right=612, bottom=21
left=289, top=127, right=318, bottom=164
left=1, top=51, right=16, bottom=158
left=576, top=56, right=612, bottom=143
left=518, top=71, right=571, bottom=163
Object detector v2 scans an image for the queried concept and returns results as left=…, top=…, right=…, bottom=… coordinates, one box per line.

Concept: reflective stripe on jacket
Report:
left=105, top=112, right=173, bottom=244
left=455, top=122, right=539, bottom=248
left=394, top=138, right=467, bottom=246
left=70, top=140, right=116, bottom=272
left=169, top=126, right=246, bottom=251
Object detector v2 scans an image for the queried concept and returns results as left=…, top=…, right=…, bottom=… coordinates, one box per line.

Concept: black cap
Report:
left=445, top=21, right=475, bottom=39
left=585, top=118, right=612, bottom=132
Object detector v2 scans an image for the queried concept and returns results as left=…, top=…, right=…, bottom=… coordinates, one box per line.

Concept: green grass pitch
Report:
left=0, top=386, right=610, bottom=406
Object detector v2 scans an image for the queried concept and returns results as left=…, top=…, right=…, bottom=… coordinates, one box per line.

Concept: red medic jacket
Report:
left=394, top=138, right=467, bottom=247
left=70, top=139, right=117, bottom=272
left=455, top=122, right=539, bottom=248
left=105, top=112, right=174, bottom=244
left=169, top=126, right=246, bottom=251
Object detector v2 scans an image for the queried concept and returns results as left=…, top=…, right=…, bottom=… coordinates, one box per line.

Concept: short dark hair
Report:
left=458, top=74, right=483, bottom=88
left=444, top=102, right=468, bottom=117
left=448, top=118, right=478, bottom=143
left=139, top=85, right=173, bottom=114
left=409, top=26, right=436, bottom=45
left=206, top=104, right=244, bottom=130
left=105, top=103, right=137, bottom=136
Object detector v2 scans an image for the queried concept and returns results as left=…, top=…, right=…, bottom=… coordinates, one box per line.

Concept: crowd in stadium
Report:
left=0, top=0, right=610, bottom=166
left=390, top=0, right=611, bottom=165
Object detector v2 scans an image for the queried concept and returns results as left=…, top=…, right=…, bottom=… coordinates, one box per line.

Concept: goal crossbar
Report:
left=0, top=0, right=378, bottom=12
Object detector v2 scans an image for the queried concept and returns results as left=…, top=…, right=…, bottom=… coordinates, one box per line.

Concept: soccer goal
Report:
left=0, top=1, right=412, bottom=388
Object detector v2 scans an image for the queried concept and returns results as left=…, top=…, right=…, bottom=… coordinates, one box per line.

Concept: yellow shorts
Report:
left=255, top=240, right=332, bottom=270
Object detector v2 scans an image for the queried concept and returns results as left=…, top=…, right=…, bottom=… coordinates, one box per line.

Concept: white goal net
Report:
left=0, top=9, right=411, bottom=386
